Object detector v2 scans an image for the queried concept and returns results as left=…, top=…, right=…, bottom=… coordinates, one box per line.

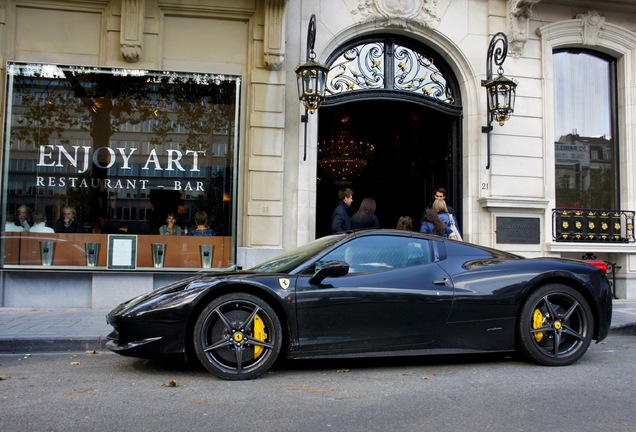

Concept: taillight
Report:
left=586, top=259, right=608, bottom=273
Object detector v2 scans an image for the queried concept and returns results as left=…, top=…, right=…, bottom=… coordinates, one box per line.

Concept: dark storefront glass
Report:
left=553, top=50, right=617, bottom=209
left=2, top=62, right=240, bottom=269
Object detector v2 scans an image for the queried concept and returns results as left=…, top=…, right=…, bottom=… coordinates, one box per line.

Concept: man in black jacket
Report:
left=331, top=188, right=353, bottom=233
left=432, top=188, right=456, bottom=218
left=55, top=206, right=84, bottom=233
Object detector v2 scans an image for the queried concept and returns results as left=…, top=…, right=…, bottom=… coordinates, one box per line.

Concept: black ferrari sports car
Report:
left=106, top=230, right=613, bottom=380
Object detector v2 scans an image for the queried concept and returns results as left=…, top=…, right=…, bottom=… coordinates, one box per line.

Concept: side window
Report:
left=317, top=236, right=432, bottom=274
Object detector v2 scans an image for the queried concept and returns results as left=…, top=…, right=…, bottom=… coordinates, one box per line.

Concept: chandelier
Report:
left=318, top=114, right=374, bottom=183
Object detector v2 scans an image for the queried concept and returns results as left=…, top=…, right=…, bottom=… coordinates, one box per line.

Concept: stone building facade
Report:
left=1, top=0, right=635, bottom=308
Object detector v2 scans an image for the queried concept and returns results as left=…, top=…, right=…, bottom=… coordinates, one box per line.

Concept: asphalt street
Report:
left=1, top=335, right=635, bottom=432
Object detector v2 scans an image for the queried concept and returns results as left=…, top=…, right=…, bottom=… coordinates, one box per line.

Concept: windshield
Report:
left=249, top=234, right=346, bottom=273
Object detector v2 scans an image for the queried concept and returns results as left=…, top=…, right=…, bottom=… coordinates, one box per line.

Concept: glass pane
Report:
left=326, top=42, right=385, bottom=94
left=319, top=236, right=429, bottom=274
left=554, top=51, right=615, bottom=209
left=2, top=62, right=240, bottom=269
left=393, top=45, right=454, bottom=103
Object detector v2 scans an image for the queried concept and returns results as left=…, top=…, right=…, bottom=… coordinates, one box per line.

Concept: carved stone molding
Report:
left=120, top=0, right=145, bottom=63
left=577, top=10, right=605, bottom=46
left=352, top=0, right=439, bottom=29
left=264, top=0, right=287, bottom=71
left=508, top=0, right=542, bottom=58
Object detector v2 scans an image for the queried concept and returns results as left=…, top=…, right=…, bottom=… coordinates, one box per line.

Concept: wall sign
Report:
left=496, top=217, right=540, bottom=244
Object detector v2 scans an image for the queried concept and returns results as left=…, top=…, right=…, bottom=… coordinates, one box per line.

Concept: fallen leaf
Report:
left=163, top=379, right=178, bottom=387
left=70, top=361, right=81, bottom=366
left=0, top=375, right=8, bottom=380
left=336, top=369, right=350, bottom=373
left=84, top=350, right=98, bottom=355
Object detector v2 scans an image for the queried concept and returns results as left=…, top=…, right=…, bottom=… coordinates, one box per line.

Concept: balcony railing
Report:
left=552, top=209, right=635, bottom=243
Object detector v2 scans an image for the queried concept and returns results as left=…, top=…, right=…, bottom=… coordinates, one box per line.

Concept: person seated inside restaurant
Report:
left=30, top=212, right=55, bottom=233
left=189, top=210, right=215, bottom=236
left=159, top=212, right=182, bottom=236
left=14, top=204, right=33, bottom=231
left=5, top=214, right=25, bottom=232
left=55, top=206, right=84, bottom=233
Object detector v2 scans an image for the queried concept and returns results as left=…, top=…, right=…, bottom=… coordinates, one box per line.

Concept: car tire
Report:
left=518, top=284, right=593, bottom=366
left=193, top=293, right=282, bottom=380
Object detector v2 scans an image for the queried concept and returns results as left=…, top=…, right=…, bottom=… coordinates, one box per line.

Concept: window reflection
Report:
left=5, top=63, right=238, bottom=235
left=2, top=62, right=240, bottom=268
left=318, top=236, right=432, bottom=274
left=553, top=51, right=617, bottom=209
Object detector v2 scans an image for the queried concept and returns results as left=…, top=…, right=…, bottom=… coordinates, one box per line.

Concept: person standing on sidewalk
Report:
left=351, top=197, right=379, bottom=229
left=331, top=188, right=353, bottom=233
left=428, top=187, right=460, bottom=236
left=430, top=187, right=457, bottom=223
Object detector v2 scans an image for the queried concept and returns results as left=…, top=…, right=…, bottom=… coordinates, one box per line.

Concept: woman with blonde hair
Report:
left=432, top=199, right=449, bottom=224
left=433, top=199, right=461, bottom=240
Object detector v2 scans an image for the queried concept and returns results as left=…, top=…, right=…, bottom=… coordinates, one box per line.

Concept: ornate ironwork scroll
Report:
left=326, top=40, right=454, bottom=104
left=327, top=42, right=385, bottom=93
left=393, top=44, right=453, bottom=102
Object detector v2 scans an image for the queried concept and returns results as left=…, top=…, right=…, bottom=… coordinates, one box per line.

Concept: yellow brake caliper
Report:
left=253, top=314, right=267, bottom=358
left=532, top=309, right=544, bottom=342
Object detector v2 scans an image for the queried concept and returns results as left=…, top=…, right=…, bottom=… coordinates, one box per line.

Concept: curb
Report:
left=609, top=324, right=636, bottom=336
left=0, top=337, right=106, bottom=354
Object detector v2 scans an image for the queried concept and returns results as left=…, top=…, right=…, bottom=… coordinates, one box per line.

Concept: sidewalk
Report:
left=0, top=308, right=112, bottom=353
left=0, top=300, right=635, bottom=354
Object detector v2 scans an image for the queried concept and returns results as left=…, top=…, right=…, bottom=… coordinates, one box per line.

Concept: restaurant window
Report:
left=553, top=50, right=618, bottom=209
left=2, top=62, right=240, bottom=269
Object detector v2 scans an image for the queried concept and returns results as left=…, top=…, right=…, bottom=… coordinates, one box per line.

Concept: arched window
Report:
left=324, top=36, right=461, bottom=114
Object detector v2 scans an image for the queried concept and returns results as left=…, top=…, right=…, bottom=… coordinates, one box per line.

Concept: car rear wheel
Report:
left=518, top=284, right=593, bottom=366
left=194, top=293, right=282, bottom=380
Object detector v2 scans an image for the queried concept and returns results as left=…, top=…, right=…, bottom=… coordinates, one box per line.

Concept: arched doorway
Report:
left=315, top=35, right=463, bottom=237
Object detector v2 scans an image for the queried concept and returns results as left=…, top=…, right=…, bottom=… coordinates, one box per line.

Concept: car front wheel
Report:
left=194, top=293, right=282, bottom=380
left=518, top=284, right=593, bottom=366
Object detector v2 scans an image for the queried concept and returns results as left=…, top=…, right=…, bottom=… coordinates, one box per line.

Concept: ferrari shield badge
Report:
left=279, top=278, right=290, bottom=290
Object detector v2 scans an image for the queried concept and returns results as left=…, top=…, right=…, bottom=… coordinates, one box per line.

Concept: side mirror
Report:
left=310, top=261, right=349, bottom=285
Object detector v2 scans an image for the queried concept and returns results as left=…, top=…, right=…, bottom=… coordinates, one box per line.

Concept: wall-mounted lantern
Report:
left=295, top=14, right=329, bottom=161
left=481, top=32, right=517, bottom=170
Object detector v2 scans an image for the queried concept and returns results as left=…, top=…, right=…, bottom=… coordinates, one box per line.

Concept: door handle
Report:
left=432, top=278, right=449, bottom=285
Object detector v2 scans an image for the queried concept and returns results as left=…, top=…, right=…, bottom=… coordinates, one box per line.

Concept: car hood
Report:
left=109, top=270, right=288, bottom=315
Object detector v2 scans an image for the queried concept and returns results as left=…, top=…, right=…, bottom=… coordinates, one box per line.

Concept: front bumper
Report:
left=105, top=310, right=189, bottom=360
